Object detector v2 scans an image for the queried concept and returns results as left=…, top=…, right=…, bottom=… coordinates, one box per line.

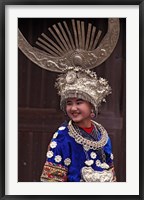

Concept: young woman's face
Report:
left=66, top=98, right=92, bottom=127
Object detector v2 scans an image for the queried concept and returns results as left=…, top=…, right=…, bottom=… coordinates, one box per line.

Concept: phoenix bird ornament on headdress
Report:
left=18, top=18, right=120, bottom=112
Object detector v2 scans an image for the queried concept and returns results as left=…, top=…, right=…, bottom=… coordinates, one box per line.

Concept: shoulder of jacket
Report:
left=51, top=125, right=69, bottom=141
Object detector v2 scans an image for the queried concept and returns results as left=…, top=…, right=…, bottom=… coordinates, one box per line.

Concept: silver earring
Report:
left=90, top=110, right=95, bottom=118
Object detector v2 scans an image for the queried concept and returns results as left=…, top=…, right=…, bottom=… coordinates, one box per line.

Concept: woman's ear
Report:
left=90, top=109, right=96, bottom=118
left=90, top=104, right=96, bottom=118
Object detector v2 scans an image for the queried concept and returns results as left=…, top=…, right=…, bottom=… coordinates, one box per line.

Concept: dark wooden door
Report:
left=18, top=18, right=126, bottom=182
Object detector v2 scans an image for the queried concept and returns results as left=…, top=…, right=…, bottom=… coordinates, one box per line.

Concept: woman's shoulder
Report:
left=58, top=120, right=69, bottom=133
left=52, top=121, right=69, bottom=141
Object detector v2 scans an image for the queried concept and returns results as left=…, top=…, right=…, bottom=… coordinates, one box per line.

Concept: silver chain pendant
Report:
left=85, top=160, right=94, bottom=166
left=83, top=145, right=90, bottom=151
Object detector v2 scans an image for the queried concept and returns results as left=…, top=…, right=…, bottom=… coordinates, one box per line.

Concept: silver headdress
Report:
left=18, top=18, right=120, bottom=113
left=55, top=67, right=111, bottom=114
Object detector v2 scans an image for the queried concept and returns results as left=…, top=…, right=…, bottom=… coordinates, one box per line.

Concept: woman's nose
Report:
left=71, top=104, right=77, bottom=111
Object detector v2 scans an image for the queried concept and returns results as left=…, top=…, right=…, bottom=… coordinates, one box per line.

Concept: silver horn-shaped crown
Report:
left=18, top=18, right=120, bottom=72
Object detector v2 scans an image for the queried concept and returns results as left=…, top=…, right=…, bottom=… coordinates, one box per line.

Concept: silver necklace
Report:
left=68, top=120, right=108, bottom=151
left=74, top=125, right=95, bottom=166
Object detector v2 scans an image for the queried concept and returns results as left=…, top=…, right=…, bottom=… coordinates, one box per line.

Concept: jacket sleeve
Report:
left=40, top=128, right=69, bottom=182
left=103, top=136, right=117, bottom=182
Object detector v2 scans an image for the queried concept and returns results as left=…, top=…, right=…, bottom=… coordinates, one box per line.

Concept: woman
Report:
left=40, top=69, right=116, bottom=182
left=18, top=18, right=120, bottom=182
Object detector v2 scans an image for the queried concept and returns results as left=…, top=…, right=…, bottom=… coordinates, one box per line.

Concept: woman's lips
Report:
left=72, top=114, right=78, bottom=117
left=71, top=112, right=80, bottom=117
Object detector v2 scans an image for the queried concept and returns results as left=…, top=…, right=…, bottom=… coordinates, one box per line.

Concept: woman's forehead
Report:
left=66, top=98, right=84, bottom=102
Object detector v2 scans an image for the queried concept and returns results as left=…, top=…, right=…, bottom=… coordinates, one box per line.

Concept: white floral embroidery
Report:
left=64, top=158, right=71, bottom=166
left=53, top=132, right=58, bottom=139
left=100, top=162, right=109, bottom=169
left=50, top=141, right=57, bottom=149
left=47, top=151, right=53, bottom=158
left=90, top=152, right=97, bottom=159
left=96, top=159, right=101, bottom=167
left=58, top=126, right=66, bottom=131
left=54, top=155, right=62, bottom=163
left=110, top=153, right=114, bottom=160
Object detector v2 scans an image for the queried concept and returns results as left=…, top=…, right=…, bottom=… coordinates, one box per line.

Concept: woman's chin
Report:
left=71, top=117, right=81, bottom=123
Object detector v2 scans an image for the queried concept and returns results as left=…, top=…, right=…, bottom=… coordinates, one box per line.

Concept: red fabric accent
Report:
left=81, top=124, right=94, bottom=134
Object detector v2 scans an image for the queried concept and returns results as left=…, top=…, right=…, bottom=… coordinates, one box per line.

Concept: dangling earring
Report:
left=90, top=109, right=95, bottom=118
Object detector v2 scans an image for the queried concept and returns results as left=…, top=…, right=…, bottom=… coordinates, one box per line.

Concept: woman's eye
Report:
left=66, top=102, right=72, bottom=106
left=77, top=101, right=83, bottom=105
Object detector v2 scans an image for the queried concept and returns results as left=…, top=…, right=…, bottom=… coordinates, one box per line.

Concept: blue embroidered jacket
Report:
left=41, top=121, right=116, bottom=182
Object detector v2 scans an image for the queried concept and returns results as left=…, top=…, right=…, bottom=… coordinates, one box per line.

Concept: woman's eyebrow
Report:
left=76, top=99, right=84, bottom=102
left=66, top=100, right=72, bottom=103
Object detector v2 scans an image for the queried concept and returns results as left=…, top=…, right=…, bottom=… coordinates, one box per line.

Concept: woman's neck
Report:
left=74, top=119, right=92, bottom=128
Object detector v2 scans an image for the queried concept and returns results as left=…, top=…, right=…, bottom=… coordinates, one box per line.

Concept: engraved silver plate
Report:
left=81, top=166, right=113, bottom=182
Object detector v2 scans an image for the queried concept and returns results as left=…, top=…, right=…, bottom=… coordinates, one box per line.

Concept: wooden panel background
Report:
left=18, top=18, right=126, bottom=182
